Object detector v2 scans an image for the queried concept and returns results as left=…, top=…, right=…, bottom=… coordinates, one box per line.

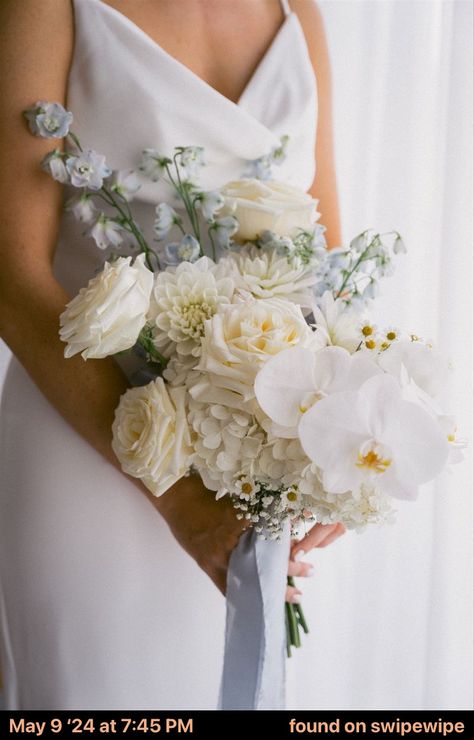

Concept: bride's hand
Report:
left=150, top=473, right=247, bottom=595
left=285, top=523, right=346, bottom=604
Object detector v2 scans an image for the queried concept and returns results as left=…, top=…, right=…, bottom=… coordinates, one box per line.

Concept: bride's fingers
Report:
left=286, top=584, right=302, bottom=604
left=291, top=522, right=346, bottom=559
left=287, top=559, right=314, bottom=578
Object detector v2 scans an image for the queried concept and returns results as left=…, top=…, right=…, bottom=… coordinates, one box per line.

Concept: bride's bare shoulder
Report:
left=0, top=0, right=74, bottom=105
left=289, top=1, right=332, bottom=90
left=289, top=0, right=329, bottom=60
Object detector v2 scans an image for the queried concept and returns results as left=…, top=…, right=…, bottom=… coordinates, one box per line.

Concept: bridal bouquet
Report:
left=25, top=101, right=464, bottom=655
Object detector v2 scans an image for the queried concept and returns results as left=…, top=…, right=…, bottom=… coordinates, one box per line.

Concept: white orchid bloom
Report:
left=377, top=339, right=449, bottom=398
left=437, top=415, right=466, bottom=464
left=299, top=373, right=449, bottom=500
left=254, top=345, right=382, bottom=438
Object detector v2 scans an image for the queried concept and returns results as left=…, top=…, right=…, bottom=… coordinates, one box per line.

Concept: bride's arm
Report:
left=292, top=0, right=342, bottom=249
left=0, top=0, right=245, bottom=595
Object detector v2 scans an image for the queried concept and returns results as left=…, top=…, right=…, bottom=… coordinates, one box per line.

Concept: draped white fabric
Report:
left=0, top=0, right=472, bottom=710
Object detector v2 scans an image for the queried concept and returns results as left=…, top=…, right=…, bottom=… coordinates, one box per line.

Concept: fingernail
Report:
left=306, top=565, right=315, bottom=577
left=291, top=593, right=302, bottom=604
left=294, top=549, right=305, bottom=561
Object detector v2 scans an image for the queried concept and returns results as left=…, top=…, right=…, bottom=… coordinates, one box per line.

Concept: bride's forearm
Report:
left=0, top=268, right=133, bottom=469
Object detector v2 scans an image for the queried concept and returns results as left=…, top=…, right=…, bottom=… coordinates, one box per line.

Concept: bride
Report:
left=0, top=0, right=344, bottom=709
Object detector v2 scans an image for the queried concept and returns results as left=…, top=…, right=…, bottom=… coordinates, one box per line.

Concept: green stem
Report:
left=101, top=185, right=157, bottom=271
left=286, top=575, right=309, bottom=647
left=336, top=233, right=378, bottom=298
left=67, top=131, right=83, bottom=152
left=285, top=604, right=292, bottom=658
left=295, top=604, right=309, bottom=634
left=287, top=601, right=301, bottom=648
left=137, top=330, right=168, bottom=367
left=171, top=156, right=201, bottom=245
left=207, top=226, right=217, bottom=261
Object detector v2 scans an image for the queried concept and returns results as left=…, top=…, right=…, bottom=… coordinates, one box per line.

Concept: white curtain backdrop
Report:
left=0, top=0, right=472, bottom=711
left=286, top=0, right=473, bottom=710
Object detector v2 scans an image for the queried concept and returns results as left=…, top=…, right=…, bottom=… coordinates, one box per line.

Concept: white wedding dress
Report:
left=0, top=0, right=317, bottom=709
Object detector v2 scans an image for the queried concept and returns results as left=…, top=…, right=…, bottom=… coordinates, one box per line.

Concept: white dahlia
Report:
left=148, top=257, right=234, bottom=361
left=218, top=246, right=317, bottom=309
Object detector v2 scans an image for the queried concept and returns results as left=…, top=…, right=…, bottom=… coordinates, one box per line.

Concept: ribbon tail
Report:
left=219, top=524, right=290, bottom=710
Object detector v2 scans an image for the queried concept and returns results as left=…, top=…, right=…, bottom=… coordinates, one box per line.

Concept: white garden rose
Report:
left=112, top=378, right=192, bottom=497
left=219, top=179, right=318, bottom=241
left=191, top=298, right=315, bottom=411
left=59, top=254, right=153, bottom=359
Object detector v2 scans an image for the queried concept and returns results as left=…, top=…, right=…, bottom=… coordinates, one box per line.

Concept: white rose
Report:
left=112, top=378, right=192, bottom=496
left=190, top=298, right=316, bottom=411
left=219, top=178, right=318, bottom=241
left=59, top=254, right=153, bottom=359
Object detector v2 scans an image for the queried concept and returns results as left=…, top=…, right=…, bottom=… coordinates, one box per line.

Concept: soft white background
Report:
left=1, top=0, right=472, bottom=711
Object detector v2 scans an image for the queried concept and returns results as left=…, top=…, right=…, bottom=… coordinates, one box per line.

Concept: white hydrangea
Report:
left=188, top=387, right=310, bottom=498
left=188, top=398, right=265, bottom=494
left=148, top=256, right=234, bottom=362
left=218, top=246, right=317, bottom=309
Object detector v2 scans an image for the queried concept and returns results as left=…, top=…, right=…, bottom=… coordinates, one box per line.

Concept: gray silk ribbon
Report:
left=219, top=524, right=290, bottom=710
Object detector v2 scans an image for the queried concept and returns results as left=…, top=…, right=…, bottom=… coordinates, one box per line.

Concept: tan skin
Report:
left=0, top=0, right=344, bottom=611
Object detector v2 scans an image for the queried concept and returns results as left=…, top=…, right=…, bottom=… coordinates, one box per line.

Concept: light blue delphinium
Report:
left=243, top=134, right=290, bottom=180
left=154, top=203, right=182, bottom=240
left=66, top=150, right=111, bottom=190
left=41, top=150, right=69, bottom=184
left=89, top=214, right=124, bottom=250
left=164, top=234, right=201, bottom=265
left=196, top=190, right=225, bottom=222
left=65, top=192, right=97, bottom=223
left=312, top=229, right=405, bottom=305
left=257, top=230, right=295, bottom=257
left=24, top=101, right=73, bottom=139
left=139, top=149, right=172, bottom=182
left=210, top=216, right=239, bottom=249
left=177, top=146, right=205, bottom=181
left=110, top=169, right=141, bottom=202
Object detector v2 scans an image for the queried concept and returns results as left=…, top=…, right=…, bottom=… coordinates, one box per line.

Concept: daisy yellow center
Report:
left=287, top=491, right=298, bottom=502
left=386, top=331, right=397, bottom=341
left=365, top=339, right=377, bottom=350
left=447, top=433, right=456, bottom=443
left=357, top=449, right=392, bottom=474
left=241, top=482, right=253, bottom=495
left=361, top=325, right=374, bottom=336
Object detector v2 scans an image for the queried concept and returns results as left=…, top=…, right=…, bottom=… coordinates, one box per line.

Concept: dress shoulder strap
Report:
left=280, top=0, right=291, bottom=18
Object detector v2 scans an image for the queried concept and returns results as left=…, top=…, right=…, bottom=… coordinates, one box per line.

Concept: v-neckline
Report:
left=95, top=0, right=294, bottom=108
